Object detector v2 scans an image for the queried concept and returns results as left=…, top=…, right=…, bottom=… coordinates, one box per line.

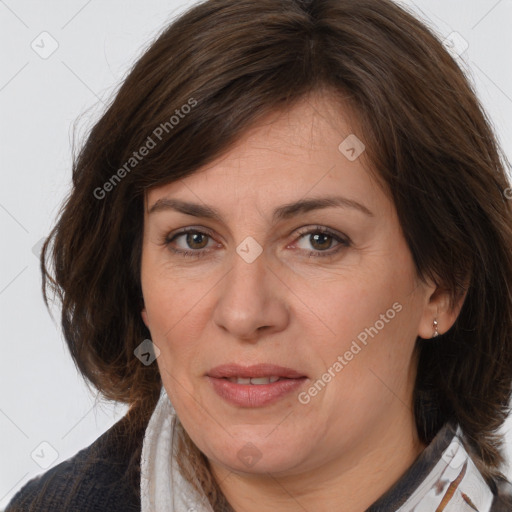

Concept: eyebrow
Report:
left=148, top=195, right=374, bottom=221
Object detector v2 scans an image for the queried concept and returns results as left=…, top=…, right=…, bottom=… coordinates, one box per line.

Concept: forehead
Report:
left=144, top=92, right=386, bottom=216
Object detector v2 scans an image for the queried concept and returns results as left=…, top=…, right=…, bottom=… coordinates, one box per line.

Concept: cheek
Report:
left=299, top=250, right=420, bottom=400
left=147, top=279, right=207, bottom=410
left=141, top=269, right=207, bottom=374
left=141, top=250, right=203, bottom=333
left=302, top=260, right=413, bottom=349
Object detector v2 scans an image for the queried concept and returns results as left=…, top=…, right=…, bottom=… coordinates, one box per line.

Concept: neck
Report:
left=209, top=411, right=426, bottom=512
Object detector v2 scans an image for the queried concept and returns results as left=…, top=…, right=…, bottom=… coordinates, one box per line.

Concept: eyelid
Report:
left=290, top=225, right=351, bottom=258
left=163, top=226, right=220, bottom=256
left=292, top=225, right=350, bottom=245
left=165, top=225, right=215, bottom=239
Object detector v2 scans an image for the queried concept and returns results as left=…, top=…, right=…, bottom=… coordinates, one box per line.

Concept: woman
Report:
left=6, top=0, right=512, bottom=510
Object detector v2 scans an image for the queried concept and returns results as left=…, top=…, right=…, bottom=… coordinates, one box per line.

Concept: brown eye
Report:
left=308, top=232, right=334, bottom=251
left=294, top=226, right=351, bottom=258
left=184, top=232, right=209, bottom=250
left=164, top=228, right=217, bottom=258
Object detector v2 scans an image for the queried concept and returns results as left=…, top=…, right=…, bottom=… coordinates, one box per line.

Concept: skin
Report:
left=140, top=92, right=465, bottom=512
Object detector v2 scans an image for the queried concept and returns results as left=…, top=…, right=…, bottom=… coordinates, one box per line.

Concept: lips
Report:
left=207, top=363, right=306, bottom=380
left=206, top=363, right=308, bottom=407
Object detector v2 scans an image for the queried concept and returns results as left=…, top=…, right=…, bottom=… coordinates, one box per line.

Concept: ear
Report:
left=417, top=281, right=468, bottom=339
left=141, top=307, right=149, bottom=328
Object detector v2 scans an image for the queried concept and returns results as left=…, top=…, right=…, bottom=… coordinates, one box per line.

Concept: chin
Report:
left=207, top=435, right=307, bottom=476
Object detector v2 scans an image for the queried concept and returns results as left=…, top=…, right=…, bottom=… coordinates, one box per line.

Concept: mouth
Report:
left=224, top=376, right=286, bottom=384
left=207, top=363, right=307, bottom=380
left=206, top=363, right=308, bottom=407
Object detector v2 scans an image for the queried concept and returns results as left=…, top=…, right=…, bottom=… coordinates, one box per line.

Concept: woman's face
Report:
left=140, top=94, right=441, bottom=478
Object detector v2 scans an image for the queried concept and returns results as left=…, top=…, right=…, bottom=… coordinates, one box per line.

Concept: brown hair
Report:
left=41, top=0, right=512, bottom=506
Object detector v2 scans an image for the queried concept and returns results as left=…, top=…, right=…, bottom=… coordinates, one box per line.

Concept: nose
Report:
left=211, top=243, right=290, bottom=342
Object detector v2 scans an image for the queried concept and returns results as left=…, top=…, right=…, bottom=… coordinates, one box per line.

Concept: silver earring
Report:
left=432, top=318, right=439, bottom=338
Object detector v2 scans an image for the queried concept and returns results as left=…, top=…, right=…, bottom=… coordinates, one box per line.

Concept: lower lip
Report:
left=206, top=376, right=307, bottom=407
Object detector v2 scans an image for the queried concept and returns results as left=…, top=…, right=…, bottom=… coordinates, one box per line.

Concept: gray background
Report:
left=1, top=0, right=511, bottom=507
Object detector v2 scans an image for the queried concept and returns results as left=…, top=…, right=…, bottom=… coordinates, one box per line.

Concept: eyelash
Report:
left=162, top=225, right=351, bottom=259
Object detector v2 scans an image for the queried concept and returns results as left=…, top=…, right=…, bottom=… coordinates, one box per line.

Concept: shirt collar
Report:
left=367, top=422, right=495, bottom=511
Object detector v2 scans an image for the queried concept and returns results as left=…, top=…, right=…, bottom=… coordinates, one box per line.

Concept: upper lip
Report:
left=207, top=363, right=306, bottom=379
